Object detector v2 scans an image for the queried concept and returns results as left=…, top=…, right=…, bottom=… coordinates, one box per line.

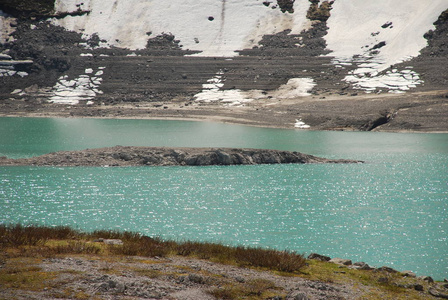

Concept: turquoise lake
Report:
left=0, top=117, right=447, bottom=280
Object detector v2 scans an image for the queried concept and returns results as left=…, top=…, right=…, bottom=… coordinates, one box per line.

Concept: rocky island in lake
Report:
left=0, top=146, right=361, bottom=167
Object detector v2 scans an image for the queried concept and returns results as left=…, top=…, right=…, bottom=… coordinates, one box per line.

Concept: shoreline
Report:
left=1, top=224, right=446, bottom=300
left=2, top=113, right=448, bottom=134
left=1, top=89, right=448, bottom=133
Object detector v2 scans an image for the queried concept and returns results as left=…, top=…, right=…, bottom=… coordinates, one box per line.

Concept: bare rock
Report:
left=0, top=146, right=362, bottom=167
left=329, top=258, right=352, bottom=266
left=402, top=270, right=417, bottom=277
left=307, top=253, right=331, bottom=261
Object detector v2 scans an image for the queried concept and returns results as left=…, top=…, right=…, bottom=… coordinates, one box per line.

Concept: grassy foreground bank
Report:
left=0, top=224, right=445, bottom=299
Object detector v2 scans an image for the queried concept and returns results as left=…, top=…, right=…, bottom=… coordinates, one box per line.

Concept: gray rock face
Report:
left=0, top=146, right=362, bottom=167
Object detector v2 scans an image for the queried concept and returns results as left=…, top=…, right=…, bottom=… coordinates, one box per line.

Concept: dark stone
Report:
left=290, top=292, right=310, bottom=300
left=307, top=0, right=333, bottom=22
left=381, top=21, right=393, bottom=28
left=187, top=274, right=205, bottom=284
left=377, top=266, right=398, bottom=273
left=371, top=41, right=386, bottom=50
left=429, top=288, right=448, bottom=299
left=419, top=276, right=434, bottom=283
left=307, top=253, right=331, bottom=261
left=378, top=277, right=388, bottom=283
left=413, top=284, right=424, bottom=291
left=353, top=262, right=373, bottom=270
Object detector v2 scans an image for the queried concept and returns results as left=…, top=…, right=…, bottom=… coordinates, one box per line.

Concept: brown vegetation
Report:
left=0, top=224, right=306, bottom=273
left=0, top=224, right=445, bottom=299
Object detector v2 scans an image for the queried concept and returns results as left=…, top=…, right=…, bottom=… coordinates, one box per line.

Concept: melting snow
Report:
left=195, top=73, right=315, bottom=105
left=51, top=0, right=313, bottom=57
left=49, top=67, right=105, bottom=105
left=194, top=71, right=253, bottom=106
left=47, top=0, right=448, bottom=93
left=294, top=119, right=310, bottom=129
left=273, top=78, right=316, bottom=98
left=325, top=0, right=447, bottom=91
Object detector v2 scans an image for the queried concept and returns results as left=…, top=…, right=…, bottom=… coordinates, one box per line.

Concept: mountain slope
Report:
left=0, top=0, right=447, bottom=131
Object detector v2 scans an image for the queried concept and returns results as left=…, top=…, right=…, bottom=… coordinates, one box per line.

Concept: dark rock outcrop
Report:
left=307, top=253, right=331, bottom=261
left=0, top=146, right=362, bottom=167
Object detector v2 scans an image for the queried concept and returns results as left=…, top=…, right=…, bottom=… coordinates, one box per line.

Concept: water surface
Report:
left=0, top=117, right=447, bottom=279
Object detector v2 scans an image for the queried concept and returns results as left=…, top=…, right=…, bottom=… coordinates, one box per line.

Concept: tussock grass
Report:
left=208, top=278, right=283, bottom=300
left=302, top=259, right=434, bottom=300
left=0, top=224, right=76, bottom=247
left=0, top=224, right=306, bottom=273
left=0, top=258, right=56, bottom=291
left=174, top=241, right=306, bottom=272
left=0, top=224, right=438, bottom=299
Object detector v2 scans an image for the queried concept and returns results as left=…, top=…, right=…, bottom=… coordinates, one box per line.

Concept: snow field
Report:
left=325, top=0, right=447, bottom=91
left=4, top=0, right=445, bottom=103
left=52, top=0, right=313, bottom=56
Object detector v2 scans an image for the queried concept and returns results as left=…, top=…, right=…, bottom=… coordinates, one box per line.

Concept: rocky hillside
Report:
left=0, top=0, right=447, bottom=131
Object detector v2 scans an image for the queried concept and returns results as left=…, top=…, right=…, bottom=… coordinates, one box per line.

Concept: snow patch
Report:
left=294, top=119, right=311, bottom=129
left=195, top=74, right=315, bottom=106
left=49, top=67, right=105, bottom=105
left=272, top=78, right=316, bottom=98
left=194, top=71, right=253, bottom=106
left=47, top=1, right=447, bottom=92
left=325, top=0, right=447, bottom=91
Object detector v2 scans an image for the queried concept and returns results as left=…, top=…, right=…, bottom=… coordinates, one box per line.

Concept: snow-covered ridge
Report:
left=51, top=0, right=446, bottom=59
left=326, top=0, right=447, bottom=92
left=50, top=0, right=446, bottom=93
left=51, top=0, right=313, bottom=56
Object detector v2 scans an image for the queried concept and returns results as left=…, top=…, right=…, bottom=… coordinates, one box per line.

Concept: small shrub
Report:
left=234, top=247, right=306, bottom=272
left=208, top=279, right=279, bottom=300
left=108, top=236, right=170, bottom=257
left=0, top=224, right=47, bottom=247
left=53, top=241, right=101, bottom=255
left=245, top=278, right=277, bottom=296
left=208, top=285, right=240, bottom=300
left=89, top=229, right=141, bottom=241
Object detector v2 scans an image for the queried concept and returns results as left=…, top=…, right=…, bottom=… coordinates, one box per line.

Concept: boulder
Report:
left=402, top=270, right=417, bottom=277
left=329, top=258, right=352, bottom=266
left=307, top=253, right=331, bottom=261
left=352, top=262, right=373, bottom=270
left=419, top=276, right=434, bottom=283
left=377, top=266, right=398, bottom=273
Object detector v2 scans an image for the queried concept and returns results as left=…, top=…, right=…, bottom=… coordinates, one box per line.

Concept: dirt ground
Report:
left=0, top=255, right=359, bottom=300
left=1, top=89, right=447, bottom=132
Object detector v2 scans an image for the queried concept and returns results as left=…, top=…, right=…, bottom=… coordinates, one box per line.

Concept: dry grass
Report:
left=0, top=224, right=307, bottom=273
left=0, top=258, right=56, bottom=291
left=0, top=224, right=438, bottom=300
left=208, top=278, right=283, bottom=300
left=0, top=224, right=76, bottom=247
left=302, top=259, right=434, bottom=300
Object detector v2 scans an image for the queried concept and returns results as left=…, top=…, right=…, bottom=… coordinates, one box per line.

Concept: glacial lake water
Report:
left=0, top=117, right=447, bottom=280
